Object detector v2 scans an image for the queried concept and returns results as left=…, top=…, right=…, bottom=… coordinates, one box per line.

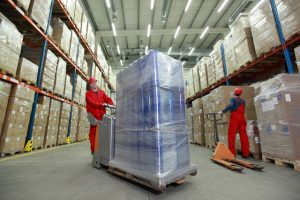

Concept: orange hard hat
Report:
left=234, top=87, right=243, bottom=96
left=88, top=77, right=97, bottom=85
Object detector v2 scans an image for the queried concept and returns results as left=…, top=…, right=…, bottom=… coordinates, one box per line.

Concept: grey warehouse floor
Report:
left=0, top=142, right=300, bottom=200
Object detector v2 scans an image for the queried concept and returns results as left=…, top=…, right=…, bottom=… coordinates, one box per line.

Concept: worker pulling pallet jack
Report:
left=208, top=87, right=263, bottom=172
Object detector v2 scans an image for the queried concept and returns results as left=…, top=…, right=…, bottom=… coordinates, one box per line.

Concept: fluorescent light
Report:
left=182, top=61, right=186, bottom=66
left=147, top=24, right=151, bottom=37
left=251, top=0, right=265, bottom=12
left=145, top=45, right=148, bottom=54
left=112, top=23, right=116, bottom=36
left=120, top=60, right=123, bottom=66
left=168, top=47, right=172, bottom=55
left=151, top=0, right=155, bottom=10
left=105, top=0, right=111, bottom=8
left=174, top=26, right=180, bottom=38
left=185, top=0, right=192, bottom=12
left=200, top=26, right=209, bottom=39
left=218, top=0, right=229, bottom=13
left=117, top=45, right=120, bottom=55
left=188, top=47, right=195, bottom=56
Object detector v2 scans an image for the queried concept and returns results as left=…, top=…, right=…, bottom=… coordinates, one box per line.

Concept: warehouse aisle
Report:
left=0, top=143, right=300, bottom=200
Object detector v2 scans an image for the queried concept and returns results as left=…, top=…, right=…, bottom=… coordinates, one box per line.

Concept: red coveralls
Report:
left=224, top=97, right=249, bottom=157
left=85, top=89, right=114, bottom=153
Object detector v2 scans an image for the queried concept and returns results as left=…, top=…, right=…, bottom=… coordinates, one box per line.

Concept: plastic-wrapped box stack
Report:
left=186, top=83, right=194, bottom=98
left=32, top=96, right=50, bottom=149
left=192, top=65, right=200, bottom=93
left=111, top=50, right=196, bottom=185
left=74, top=0, right=83, bottom=30
left=249, top=0, right=300, bottom=56
left=231, top=13, right=256, bottom=70
left=77, top=44, right=84, bottom=68
left=76, top=107, right=89, bottom=141
left=28, top=0, right=52, bottom=31
left=212, top=40, right=225, bottom=82
left=0, top=12, right=23, bottom=75
left=202, top=86, right=258, bottom=149
left=204, top=57, right=216, bottom=86
left=44, top=99, right=61, bottom=147
left=81, top=13, right=88, bottom=39
left=16, top=57, right=38, bottom=83
left=0, top=81, right=11, bottom=140
left=186, top=108, right=194, bottom=143
left=192, top=99, right=205, bottom=145
left=223, top=34, right=237, bottom=75
left=86, top=23, right=95, bottom=53
left=295, top=46, right=300, bottom=72
left=66, top=0, right=76, bottom=20
left=0, top=85, right=34, bottom=154
left=16, top=0, right=31, bottom=12
left=82, top=60, right=88, bottom=75
left=254, top=74, right=300, bottom=162
left=69, top=30, right=79, bottom=63
left=73, top=75, right=83, bottom=103
left=51, top=18, right=72, bottom=54
left=54, top=57, right=66, bottom=96
left=80, top=80, right=87, bottom=105
left=64, top=75, right=73, bottom=100
left=42, top=50, right=58, bottom=91
left=198, top=59, right=208, bottom=90
left=70, top=106, right=78, bottom=142
left=57, top=103, right=71, bottom=145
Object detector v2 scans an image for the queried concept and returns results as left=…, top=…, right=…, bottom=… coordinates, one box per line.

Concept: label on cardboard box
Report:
left=261, top=100, right=275, bottom=112
left=255, top=136, right=260, bottom=144
left=285, top=94, right=291, bottom=102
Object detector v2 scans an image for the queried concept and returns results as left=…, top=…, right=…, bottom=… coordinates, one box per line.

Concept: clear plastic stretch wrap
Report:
left=185, top=108, right=193, bottom=143
left=82, top=60, right=88, bottom=75
left=213, top=40, right=225, bottom=81
left=254, top=74, right=300, bottom=161
left=64, top=75, right=73, bottom=100
left=29, top=0, right=51, bottom=31
left=69, top=30, right=79, bottom=63
left=16, top=0, right=31, bottom=12
left=0, top=12, right=23, bottom=75
left=111, top=50, right=196, bottom=185
left=198, top=59, right=208, bottom=90
left=66, top=0, right=76, bottom=19
left=77, top=43, right=84, bottom=68
left=17, top=57, right=38, bottom=83
left=204, top=57, right=216, bottom=86
left=54, top=58, right=66, bottom=96
left=86, top=23, right=95, bottom=52
left=81, top=13, right=88, bottom=39
left=51, top=18, right=72, bottom=54
left=192, top=65, right=200, bottom=93
left=44, top=99, right=61, bottom=146
left=74, top=1, right=83, bottom=30
left=223, top=34, right=238, bottom=75
left=230, top=13, right=252, bottom=47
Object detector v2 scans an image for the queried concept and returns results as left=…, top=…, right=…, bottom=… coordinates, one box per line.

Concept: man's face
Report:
left=91, top=82, right=97, bottom=91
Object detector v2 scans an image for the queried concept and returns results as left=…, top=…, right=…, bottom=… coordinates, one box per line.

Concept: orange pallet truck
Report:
left=206, top=113, right=264, bottom=172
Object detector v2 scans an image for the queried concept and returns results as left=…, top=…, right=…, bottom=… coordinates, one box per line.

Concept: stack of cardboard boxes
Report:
left=186, top=107, right=194, bottom=143
left=254, top=74, right=300, bottom=162
left=192, top=99, right=205, bottom=145
left=74, top=0, right=83, bottom=31
left=204, top=57, right=216, bottom=86
left=198, top=60, right=208, bottom=90
left=64, top=75, right=73, bottom=100
left=223, top=35, right=238, bottom=75
left=66, top=0, right=76, bottom=20
left=16, top=0, right=31, bottom=12
left=51, top=18, right=72, bottom=54
left=0, top=81, right=12, bottom=146
left=54, top=58, right=67, bottom=96
left=70, top=106, right=79, bottom=142
left=212, top=40, right=225, bottom=82
left=28, top=0, right=52, bottom=31
left=69, top=30, right=79, bottom=63
left=76, top=107, right=89, bottom=142
left=0, top=12, right=23, bottom=75
left=16, top=57, right=38, bottom=83
left=295, top=46, right=300, bottom=72
left=44, top=99, right=61, bottom=147
left=0, top=85, right=34, bottom=154
left=192, top=65, right=200, bottom=93
left=57, top=103, right=71, bottom=145
left=32, top=96, right=50, bottom=149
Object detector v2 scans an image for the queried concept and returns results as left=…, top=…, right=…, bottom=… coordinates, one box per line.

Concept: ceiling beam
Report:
left=96, top=27, right=229, bottom=38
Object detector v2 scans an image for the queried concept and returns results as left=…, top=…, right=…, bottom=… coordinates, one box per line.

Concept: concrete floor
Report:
left=0, top=142, right=300, bottom=200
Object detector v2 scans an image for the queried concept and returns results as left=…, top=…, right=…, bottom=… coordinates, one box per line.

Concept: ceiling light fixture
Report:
left=151, top=0, right=155, bottom=10
left=218, top=0, right=229, bottom=13
left=174, top=26, right=181, bottom=38
left=147, top=24, right=151, bottom=37
left=200, top=26, right=209, bottom=39
left=168, top=47, right=172, bottom=55
left=112, top=23, right=116, bottom=36
left=105, top=0, right=111, bottom=8
left=185, top=0, right=192, bottom=12
left=188, top=47, right=195, bottom=56
left=117, top=45, right=120, bottom=55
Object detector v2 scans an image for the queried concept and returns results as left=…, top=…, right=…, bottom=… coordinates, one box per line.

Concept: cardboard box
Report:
left=66, top=0, right=76, bottom=19
left=295, top=46, right=300, bottom=61
left=74, top=0, right=83, bottom=30
left=198, top=60, right=208, bottom=90
left=28, top=0, right=52, bottom=31
left=57, top=103, right=71, bottom=145
left=70, top=106, right=79, bottom=142
left=186, top=108, right=193, bottom=143
left=192, top=65, right=200, bottom=93
left=86, top=22, right=95, bottom=52
left=69, top=30, right=79, bottom=63
left=204, top=57, right=216, bottom=86
left=44, top=99, right=61, bottom=147
left=51, top=18, right=72, bottom=54
left=81, top=13, right=88, bottom=39
left=76, top=107, right=89, bottom=141
left=213, top=40, right=225, bottom=81
left=17, top=57, right=38, bottom=83
left=54, top=58, right=66, bottom=96
left=192, top=99, right=205, bottom=145
left=64, top=75, right=73, bottom=100
left=254, top=74, right=300, bottom=161
left=0, top=85, right=34, bottom=154
left=0, top=81, right=12, bottom=139
left=16, top=0, right=31, bottom=12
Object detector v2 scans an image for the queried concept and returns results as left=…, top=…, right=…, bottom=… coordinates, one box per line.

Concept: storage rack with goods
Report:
left=0, top=0, right=115, bottom=155
left=186, top=0, right=300, bottom=171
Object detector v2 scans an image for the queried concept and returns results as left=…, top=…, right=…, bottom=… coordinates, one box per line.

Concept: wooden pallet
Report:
left=262, top=154, right=300, bottom=172
left=44, top=144, right=56, bottom=149
left=0, top=150, right=23, bottom=158
left=206, top=144, right=216, bottom=149
left=108, top=166, right=196, bottom=192
left=0, top=68, right=16, bottom=77
left=32, top=146, right=43, bottom=151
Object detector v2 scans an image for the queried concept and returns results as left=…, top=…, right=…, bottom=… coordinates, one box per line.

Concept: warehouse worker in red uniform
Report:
left=220, top=87, right=249, bottom=159
left=86, top=77, right=114, bottom=154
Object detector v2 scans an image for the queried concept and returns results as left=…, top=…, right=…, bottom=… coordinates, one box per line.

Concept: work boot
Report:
left=242, top=155, right=249, bottom=159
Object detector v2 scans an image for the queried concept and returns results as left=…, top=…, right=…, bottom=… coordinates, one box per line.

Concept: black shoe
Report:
left=242, top=155, right=249, bottom=159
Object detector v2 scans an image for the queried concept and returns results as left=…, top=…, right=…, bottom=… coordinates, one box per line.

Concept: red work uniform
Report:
left=223, top=97, right=249, bottom=157
left=85, top=89, right=114, bottom=153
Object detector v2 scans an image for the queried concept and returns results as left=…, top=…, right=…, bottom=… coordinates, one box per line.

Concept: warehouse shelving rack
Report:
left=0, top=0, right=106, bottom=152
left=187, top=0, right=299, bottom=103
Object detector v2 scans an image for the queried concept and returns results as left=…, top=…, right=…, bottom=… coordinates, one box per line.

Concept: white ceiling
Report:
left=81, top=0, right=258, bottom=70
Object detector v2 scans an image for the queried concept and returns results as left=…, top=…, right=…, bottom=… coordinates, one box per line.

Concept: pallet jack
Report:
left=206, top=113, right=264, bottom=172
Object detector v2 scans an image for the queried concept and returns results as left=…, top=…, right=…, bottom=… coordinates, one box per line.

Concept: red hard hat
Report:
left=88, top=77, right=97, bottom=85
left=234, top=87, right=243, bottom=96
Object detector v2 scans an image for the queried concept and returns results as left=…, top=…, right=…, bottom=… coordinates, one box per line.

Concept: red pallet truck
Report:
left=206, top=113, right=264, bottom=172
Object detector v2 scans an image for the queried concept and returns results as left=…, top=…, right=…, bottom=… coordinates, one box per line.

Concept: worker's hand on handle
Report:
left=102, top=103, right=116, bottom=109
left=217, top=111, right=223, bottom=114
